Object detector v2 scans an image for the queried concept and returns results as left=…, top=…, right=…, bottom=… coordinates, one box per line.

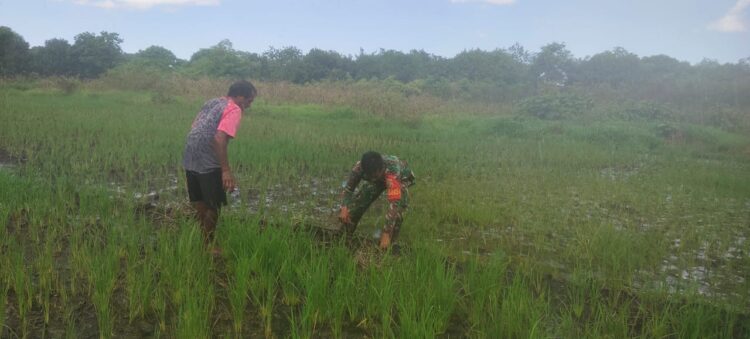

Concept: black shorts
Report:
left=186, top=169, right=226, bottom=209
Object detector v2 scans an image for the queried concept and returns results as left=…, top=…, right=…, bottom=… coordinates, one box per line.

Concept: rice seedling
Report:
left=9, top=243, right=33, bottom=338
left=495, top=272, right=550, bottom=338
left=297, top=253, right=330, bottom=337
left=326, top=245, right=358, bottom=338
left=396, top=244, right=458, bottom=338
left=86, top=235, right=120, bottom=339
left=34, top=223, right=58, bottom=326
left=123, top=222, right=157, bottom=322
left=156, top=221, right=215, bottom=337
left=0, top=273, right=7, bottom=337
left=227, top=254, right=252, bottom=336
left=364, top=257, right=398, bottom=338
left=245, top=223, right=292, bottom=338
left=460, top=252, right=509, bottom=338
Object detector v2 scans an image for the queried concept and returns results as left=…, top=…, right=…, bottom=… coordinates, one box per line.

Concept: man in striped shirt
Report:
left=183, top=80, right=256, bottom=247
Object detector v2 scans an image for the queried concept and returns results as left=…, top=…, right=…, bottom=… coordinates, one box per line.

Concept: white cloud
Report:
left=709, top=0, right=750, bottom=32
left=451, top=0, right=516, bottom=6
left=70, top=0, right=220, bottom=10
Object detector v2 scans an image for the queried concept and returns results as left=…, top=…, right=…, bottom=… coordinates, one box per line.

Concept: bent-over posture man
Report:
left=183, top=80, right=256, bottom=247
left=338, top=151, right=415, bottom=249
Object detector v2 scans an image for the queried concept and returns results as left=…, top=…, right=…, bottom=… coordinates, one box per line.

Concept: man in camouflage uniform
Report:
left=338, top=151, right=415, bottom=249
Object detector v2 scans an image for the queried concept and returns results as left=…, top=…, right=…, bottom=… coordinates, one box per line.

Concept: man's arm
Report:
left=338, top=162, right=363, bottom=224
left=213, top=130, right=235, bottom=191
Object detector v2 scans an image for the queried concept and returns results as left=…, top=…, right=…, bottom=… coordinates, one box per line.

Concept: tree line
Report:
left=2, top=26, right=749, bottom=114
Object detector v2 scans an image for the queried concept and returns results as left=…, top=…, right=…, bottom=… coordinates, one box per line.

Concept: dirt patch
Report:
left=0, top=147, right=11, bottom=163
left=0, top=147, right=24, bottom=168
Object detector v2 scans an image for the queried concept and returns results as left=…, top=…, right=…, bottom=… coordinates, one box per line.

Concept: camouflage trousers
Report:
left=342, top=181, right=409, bottom=240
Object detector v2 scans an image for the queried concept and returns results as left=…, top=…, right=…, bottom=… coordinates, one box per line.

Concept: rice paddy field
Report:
left=0, top=81, right=748, bottom=338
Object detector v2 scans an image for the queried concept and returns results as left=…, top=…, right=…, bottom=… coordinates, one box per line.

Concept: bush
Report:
left=54, top=77, right=80, bottom=95
left=516, top=92, right=593, bottom=119
left=615, top=100, right=674, bottom=121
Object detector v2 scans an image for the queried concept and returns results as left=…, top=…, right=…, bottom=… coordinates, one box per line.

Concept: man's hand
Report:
left=338, top=206, right=351, bottom=224
left=222, top=169, right=235, bottom=192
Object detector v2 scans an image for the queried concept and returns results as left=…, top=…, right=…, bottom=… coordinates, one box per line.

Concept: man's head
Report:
left=227, top=80, right=257, bottom=110
left=361, top=151, right=385, bottom=182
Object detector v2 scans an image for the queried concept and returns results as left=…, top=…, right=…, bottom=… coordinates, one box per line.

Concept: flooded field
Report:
left=1, top=87, right=749, bottom=337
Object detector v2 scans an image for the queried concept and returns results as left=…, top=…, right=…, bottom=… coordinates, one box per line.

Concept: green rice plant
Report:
left=123, top=224, right=156, bottom=322
left=567, top=270, right=592, bottom=323
left=239, top=219, right=310, bottom=337
left=495, top=273, right=549, bottom=338
left=460, top=253, right=509, bottom=338
left=0, top=208, right=8, bottom=334
left=64, top=304, right=78, bottom=339
left=638, top=303, right=674, bottom=338
left=156, top=221, right=214, bottom=338
left=278, top=257, right=303, bottom=307
left=246, top=241, right=281, bottom=337
left=151, top=287, right=168, bottom=334
left=297, top=253, right=330, bottom=337
left=363, top=257, right=398, bottom=338
left=396, top=244, right=458, bottom=337
left=583, top=293, right=632, bottom=338
left=221, top=216, right=260, bottom=336
left=9, top=244, right=33, bottom=338
left=0, top=275, right=7, bottom=336
left=671, top=301, right=741, bottom=339
left=87, top=240, right=120, bottom=339
left=67, top=220, right=90, bottom=300
left=228, top=255, right=252, bottom=336
left=248, top=269, right=278, bottom=338
left=34, top=224, right=58, bottom=326
left=327, top=245, right=358, bottom=338
left=175, top=290, right=213, bottom=339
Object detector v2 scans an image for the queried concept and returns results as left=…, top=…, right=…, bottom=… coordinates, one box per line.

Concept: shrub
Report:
left=54, top=77, right=80, bottom=95
left=516, top=92, right=593, bottom=119
left=616, top=100, right=674, bottom=121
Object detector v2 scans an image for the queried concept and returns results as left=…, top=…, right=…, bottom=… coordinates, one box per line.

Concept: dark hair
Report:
left=361, top=151, right=384, bottom=177
left=227, top=80, right=257, bottom=98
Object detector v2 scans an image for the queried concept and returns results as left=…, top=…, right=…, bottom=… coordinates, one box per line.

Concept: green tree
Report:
left=448, top=48, right=524, bottom=85
left=263, top=46, right=304, bottom=82
left=578, top=47, right=640, bottom=86
left=530, top=42, right=575, bottom=87
left=0, top=26, right=30, bottom=76
left=354, top=49, right=436, bottom=82
left=186, top=40, right=252, bottom=78
left=29, top=38, right=75, bottom=76
left=70, top=31, right=124, bottom=78
left=299, top=48, right=353, bottom=82
left=133, top=45, right=182, bottom=70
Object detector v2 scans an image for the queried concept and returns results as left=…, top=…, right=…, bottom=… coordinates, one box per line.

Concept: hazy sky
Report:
left=1, top=0, right=748, bottom=64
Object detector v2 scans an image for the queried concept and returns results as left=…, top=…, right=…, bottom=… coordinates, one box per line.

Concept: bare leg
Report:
left=379, top=229, right=393, bottom=250
left=192, top=201, right=219, bottom=245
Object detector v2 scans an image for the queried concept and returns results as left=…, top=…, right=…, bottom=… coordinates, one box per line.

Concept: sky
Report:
left=1, top=0, right=748, bottom=64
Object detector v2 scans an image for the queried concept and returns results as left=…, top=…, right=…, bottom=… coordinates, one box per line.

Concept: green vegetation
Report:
left=0, top=80, right=748, bottom=337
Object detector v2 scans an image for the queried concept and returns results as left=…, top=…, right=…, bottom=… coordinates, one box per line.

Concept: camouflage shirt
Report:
left=341, top=154, right=415, bottom=207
